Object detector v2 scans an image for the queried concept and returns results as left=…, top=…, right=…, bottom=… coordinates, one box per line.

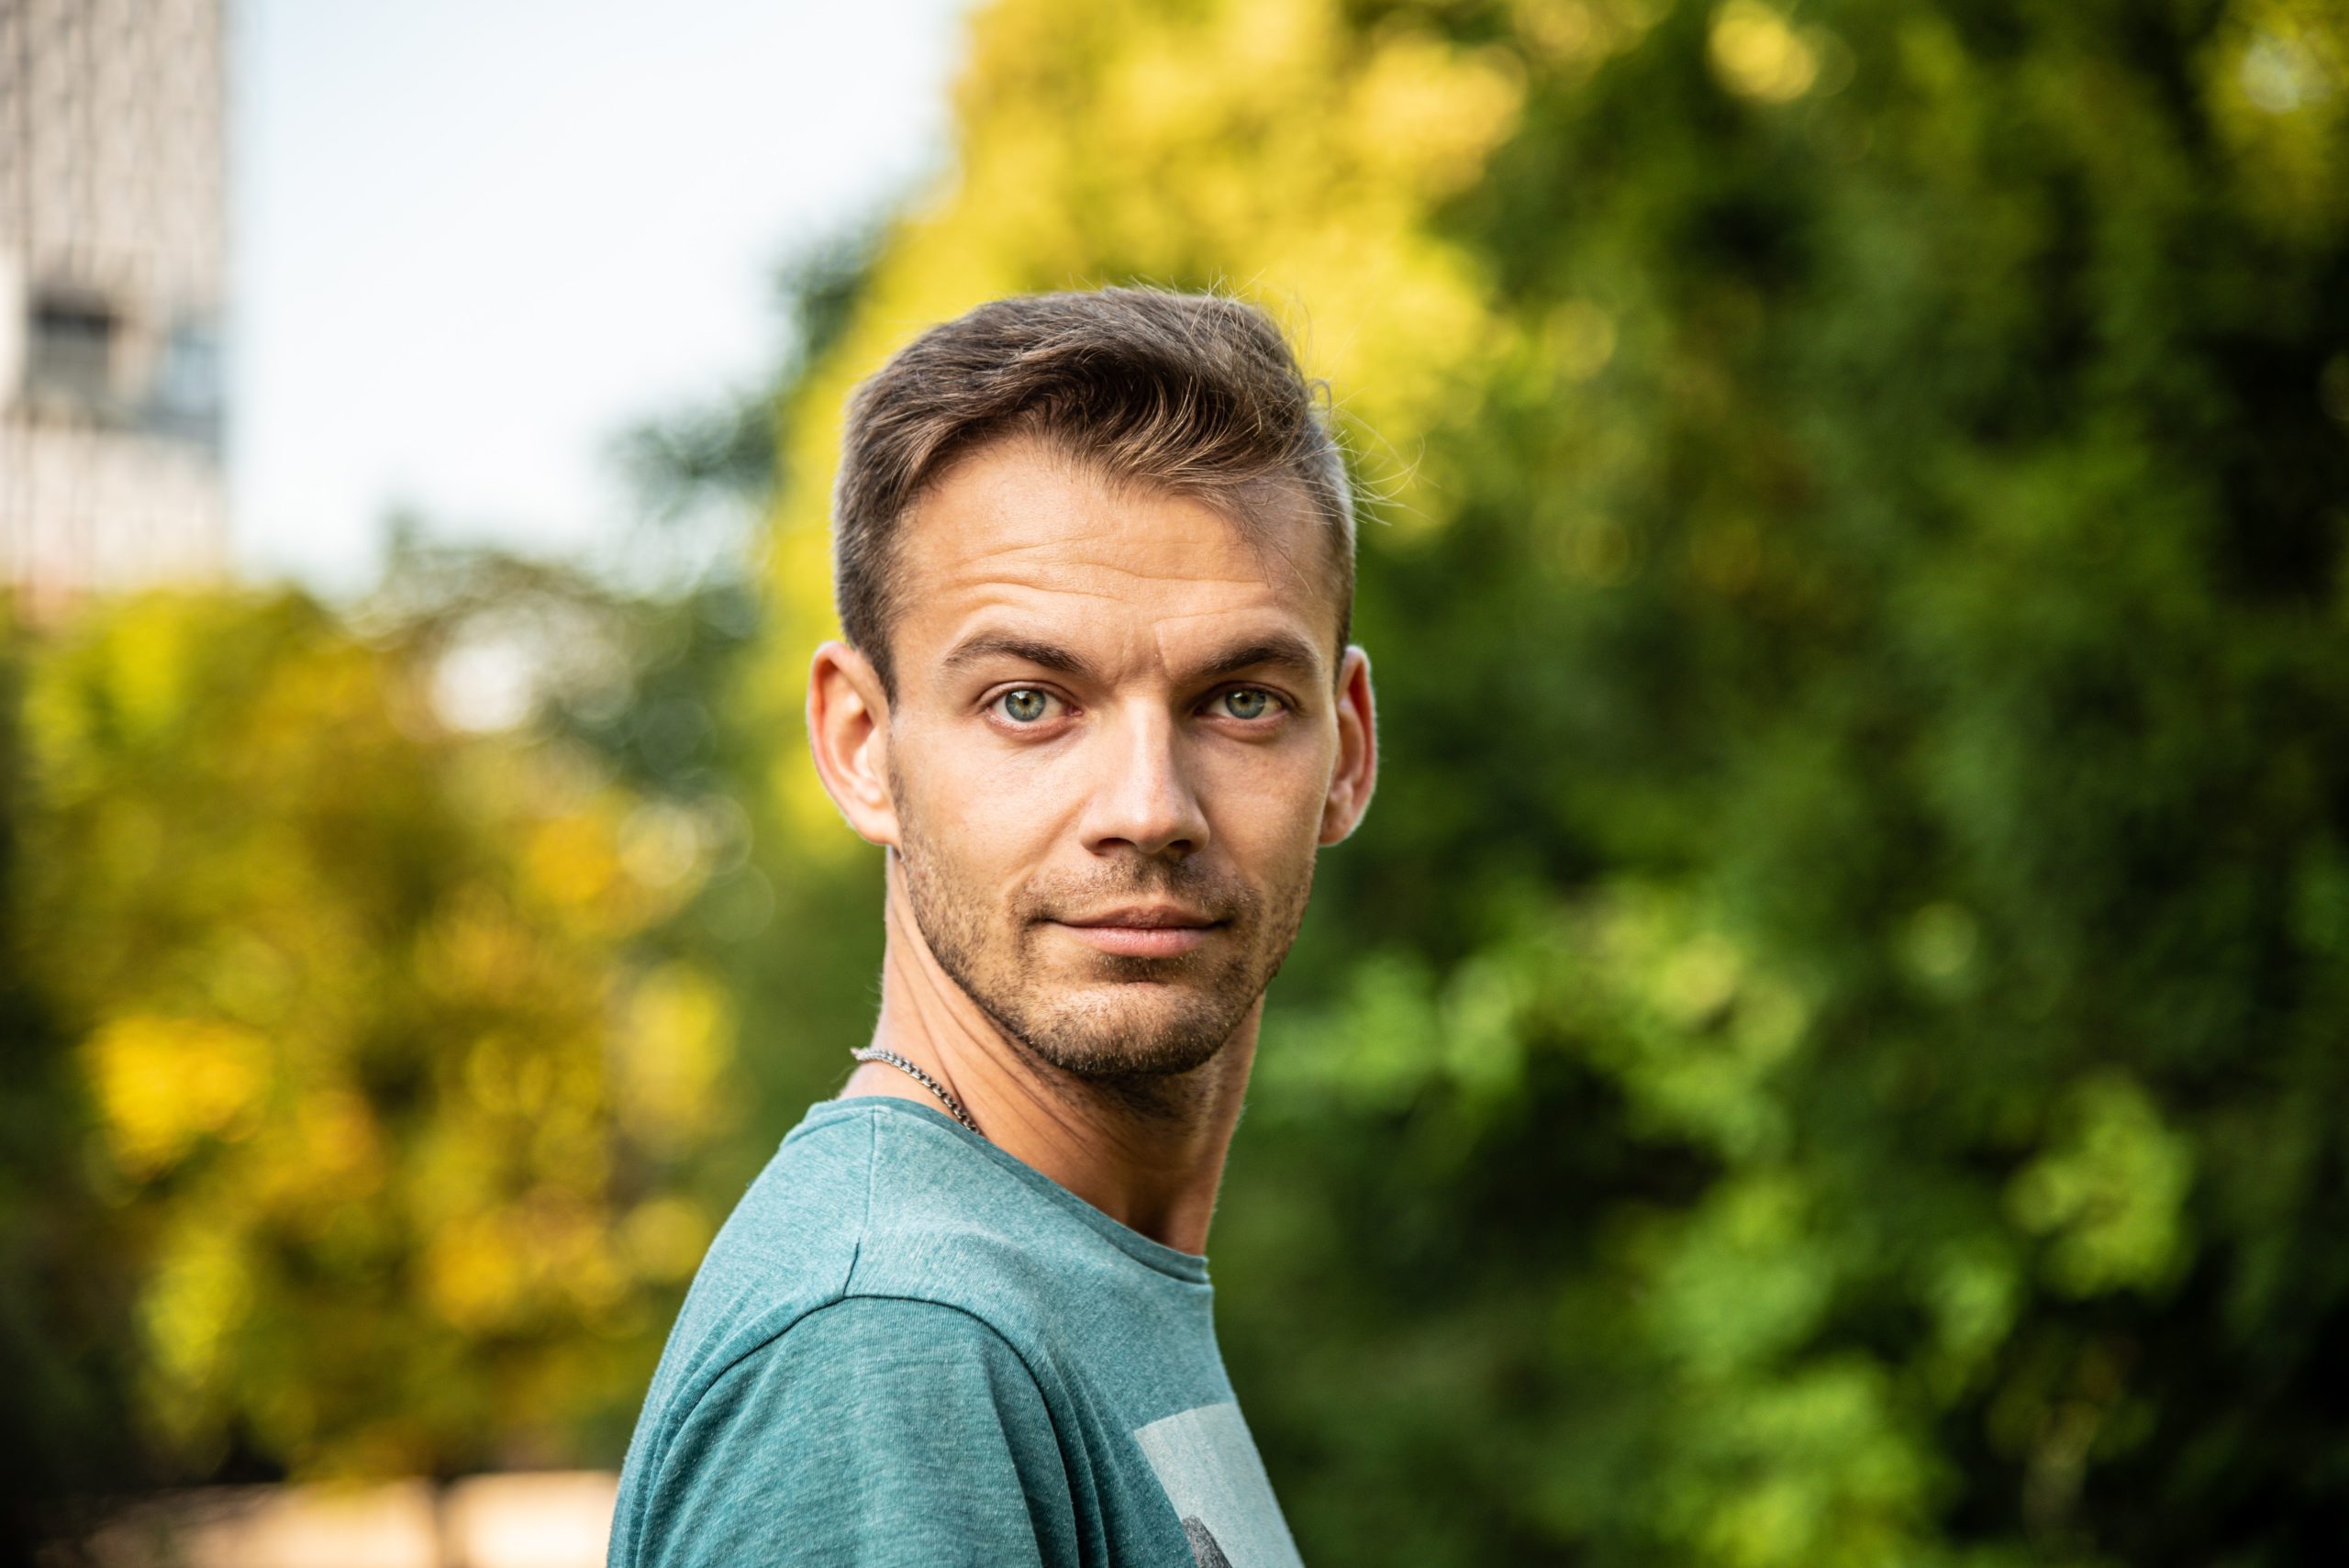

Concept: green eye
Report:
left=1219, top=688, right=1278, bottom=720
left=1000, top=689, right=1052, bottom=723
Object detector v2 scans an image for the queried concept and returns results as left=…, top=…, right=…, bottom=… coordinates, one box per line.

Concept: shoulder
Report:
left=621, top=1108, right=882, bottom=1465
left=619, top=1297, right=1069, bottom=1568
left=702, top=1294, right=1047, bottom=1429
left=707, top=1099, right=1078, bottom=1340
left=674, top=1111, right=877, bottom=1329
left=626, top=1102, right=1063, bottom=1467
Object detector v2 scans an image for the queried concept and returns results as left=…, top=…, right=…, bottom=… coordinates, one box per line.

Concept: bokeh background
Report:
left=6, top=0, right=2348, bottom=1563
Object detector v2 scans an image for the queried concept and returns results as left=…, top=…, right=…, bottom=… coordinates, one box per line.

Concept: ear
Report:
left=1319, top=645, right=1377, bottom=845
left=807, top=639, right=902, bottom=848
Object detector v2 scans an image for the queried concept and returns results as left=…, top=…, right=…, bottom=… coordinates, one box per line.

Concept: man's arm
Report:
left=630, top=1296, right=1074, bottom=1568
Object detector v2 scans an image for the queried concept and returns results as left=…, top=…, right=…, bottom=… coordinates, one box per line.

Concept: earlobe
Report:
left=806, top=640, right=902, bottom=848
left=1319, top=645, right=1378, bottom=846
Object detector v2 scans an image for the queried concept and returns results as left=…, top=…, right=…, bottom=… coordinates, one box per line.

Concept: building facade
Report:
left=1, top=0, right=228, bottom=613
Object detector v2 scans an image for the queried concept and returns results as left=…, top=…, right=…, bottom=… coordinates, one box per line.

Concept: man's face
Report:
left=873, top=438, right=1364, bottom=1087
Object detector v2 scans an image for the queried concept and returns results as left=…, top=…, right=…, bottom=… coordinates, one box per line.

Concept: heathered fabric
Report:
left=607, top=1095, right=1305, bottom=1568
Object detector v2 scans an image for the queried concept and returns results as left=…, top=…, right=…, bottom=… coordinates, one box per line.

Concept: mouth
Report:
left=1048, top=905, right=1225, bottom=959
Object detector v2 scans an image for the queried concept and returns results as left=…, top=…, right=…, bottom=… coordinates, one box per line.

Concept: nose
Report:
left=1078, top=703, right=1209, bottom=861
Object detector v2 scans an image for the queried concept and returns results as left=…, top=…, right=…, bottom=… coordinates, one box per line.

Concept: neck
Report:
left=841, top=862, right=1258, bottom=1256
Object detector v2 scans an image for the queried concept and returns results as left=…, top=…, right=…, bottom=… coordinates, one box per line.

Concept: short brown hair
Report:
left=832, top=286, right=1355, bottom=691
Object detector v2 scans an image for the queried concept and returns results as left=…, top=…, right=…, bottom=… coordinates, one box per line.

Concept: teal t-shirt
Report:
left=607, top=1095, right=1307, bottom=1568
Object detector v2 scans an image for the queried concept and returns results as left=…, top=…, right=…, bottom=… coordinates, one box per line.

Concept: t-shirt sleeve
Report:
left=634, top=1295, right=1073, bottom=1568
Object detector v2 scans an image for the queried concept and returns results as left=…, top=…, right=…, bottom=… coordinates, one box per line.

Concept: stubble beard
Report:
left=893, top=802, right=1315, bottom=1096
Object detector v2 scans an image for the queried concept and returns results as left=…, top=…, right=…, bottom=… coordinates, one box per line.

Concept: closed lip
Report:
left=1053, top=905, right=1221, bottom=929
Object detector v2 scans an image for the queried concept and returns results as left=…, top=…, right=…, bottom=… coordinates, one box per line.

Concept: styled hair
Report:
left=832, top=286, right=1355, bottom=691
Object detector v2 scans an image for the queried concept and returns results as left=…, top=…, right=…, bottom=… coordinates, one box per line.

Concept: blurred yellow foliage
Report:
left=2206, top=0, right=2349, bottom=230
left=615, top=962, right=740, bottom=1153
left=138, top=1220, right=253, bottom=1445
left=14, top=590, right=741, bottom=1475
left=1709, top=1, right=1818, bottom=103
left=86, top=1016, right=271, bottom=1178
left=622, top=1195, right=718, bottom=1284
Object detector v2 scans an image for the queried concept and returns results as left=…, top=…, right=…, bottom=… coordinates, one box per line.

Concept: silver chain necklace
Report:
left=849, top=1047, right=985, bottom=1138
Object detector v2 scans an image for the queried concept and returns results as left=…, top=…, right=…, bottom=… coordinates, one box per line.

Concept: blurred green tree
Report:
left=737, top=1, right=2349, bottom=1563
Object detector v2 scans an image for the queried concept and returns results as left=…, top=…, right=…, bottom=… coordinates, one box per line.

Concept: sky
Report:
left=229, top=0, right=967, bottom=595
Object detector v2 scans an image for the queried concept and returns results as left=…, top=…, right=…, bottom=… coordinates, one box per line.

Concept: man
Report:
left=607, top=287, right=1377, bottom=1568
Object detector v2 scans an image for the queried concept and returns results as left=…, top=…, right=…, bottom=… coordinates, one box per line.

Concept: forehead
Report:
left=888, top=439, right=1339, bottom=677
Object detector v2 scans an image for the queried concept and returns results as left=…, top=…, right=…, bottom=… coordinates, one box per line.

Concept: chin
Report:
left=1011, top=987, right=1247, bottom=1083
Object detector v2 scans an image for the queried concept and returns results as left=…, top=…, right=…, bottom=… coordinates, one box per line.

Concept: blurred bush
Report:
left=0, top=551, right=774, bottom=1504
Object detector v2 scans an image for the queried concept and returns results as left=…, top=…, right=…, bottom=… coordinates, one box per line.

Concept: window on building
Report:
left=28, top=290, right=119, bottom=405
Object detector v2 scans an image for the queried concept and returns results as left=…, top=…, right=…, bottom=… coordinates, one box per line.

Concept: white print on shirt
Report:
left=1131, top=1401, right=1307, bottom=1568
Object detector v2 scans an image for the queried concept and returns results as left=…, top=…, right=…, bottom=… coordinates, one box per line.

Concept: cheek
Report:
left=1199, top=740, right=1335, bottom=864
left=896, top=728, right=1071, bottom=878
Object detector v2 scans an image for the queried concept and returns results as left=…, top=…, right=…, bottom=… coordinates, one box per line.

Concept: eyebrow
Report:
left=938, top=629, right=1326, bottom=685
left=1191, top=632, right=1326, bottom=684
left=939, top=634, right=1094, bottom=678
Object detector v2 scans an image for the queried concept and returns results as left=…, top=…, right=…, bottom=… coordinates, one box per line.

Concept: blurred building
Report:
left=0, top=0, right=229, bottom=614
